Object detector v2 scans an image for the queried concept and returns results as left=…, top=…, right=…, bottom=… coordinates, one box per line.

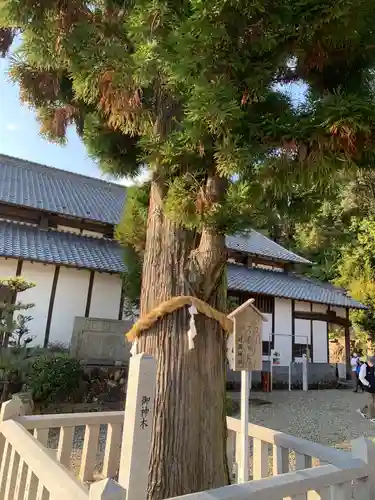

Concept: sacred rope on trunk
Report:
left=126, top=295, right=233, bottom=341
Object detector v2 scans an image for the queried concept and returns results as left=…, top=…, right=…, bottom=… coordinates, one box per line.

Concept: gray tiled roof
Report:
left=0, top=155, right=312, bottom=265
left=0, top=154, right=126, bottom=224
left=0, top=219, right=364, bottom=308
left=227, top=263, right=365, bottom=310
left=0, top=220, right=125, bottom=273
left=226, top=232, right=311, bottom=264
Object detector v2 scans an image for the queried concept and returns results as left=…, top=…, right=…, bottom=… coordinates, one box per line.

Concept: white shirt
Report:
left=359, top=363, right=369, bottom=387
left=351, top=356, right=358, bottom=371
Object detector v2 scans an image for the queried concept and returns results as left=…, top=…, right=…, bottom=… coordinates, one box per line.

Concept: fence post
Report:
left=302, top=355, right=308, bottom=392
left=351, top=437, right=375, bottom=499
left=89, top=479, right=126, bottom=500
left=0, top=399, right=23, bottom=422
left=238, top=370, right=249, bottom=483
left=118, top=353, right=157, bottom=500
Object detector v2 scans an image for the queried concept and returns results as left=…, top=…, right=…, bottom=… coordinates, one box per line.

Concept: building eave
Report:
left=227, top=263, right=366, bottom=310
left=0, top=220, right=126, bottom=274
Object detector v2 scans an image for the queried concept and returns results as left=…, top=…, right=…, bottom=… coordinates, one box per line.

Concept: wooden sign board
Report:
left=271, top=350, right=280, bottom=365
left=228, top=299, right=266, bottom=372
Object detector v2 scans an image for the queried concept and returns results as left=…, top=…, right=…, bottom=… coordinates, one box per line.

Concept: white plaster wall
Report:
left=17, top=262, right=55, bottom=347
left=57, top=225, right=81, bottom=234
left=89, top=272, right=122, bottom=319
left=49, top=267, right=90, bottom=346
left=262, top=311, right=273, bottom=361
left=313, top=320, right=328, bottom=362
left=274, top=298, right=292, bottom=365
left=295, top=318, right=311, bottom=344
left=331, top=306, right=347, bottom=319
left=253, top=264, right=282, bottom=271
left=312, top=303, right=328, bottom=314
left=0, top=257, right=18, bottom=277
left=82, top=230, right=104, bottom=239
left=295, top=301, right=311, bottom=312
left=57, top=225, right=104, bottom=239
left=262, top=312, right=272, bottom=342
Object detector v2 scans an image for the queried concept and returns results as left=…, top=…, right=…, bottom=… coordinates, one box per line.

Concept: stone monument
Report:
left=70, top=316, right=133, bottom=365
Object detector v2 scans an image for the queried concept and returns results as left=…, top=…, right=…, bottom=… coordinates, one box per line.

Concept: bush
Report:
left=28, top=354, right=83, bottom=404
left=226, top=397, right=240, bottom=416
left=47, top=341, right=69, bottom=354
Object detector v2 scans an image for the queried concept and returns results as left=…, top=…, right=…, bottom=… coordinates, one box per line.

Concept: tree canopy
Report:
left=2, top=1, right=375, bottom=234
left=4, top=0, right=375, bottom=497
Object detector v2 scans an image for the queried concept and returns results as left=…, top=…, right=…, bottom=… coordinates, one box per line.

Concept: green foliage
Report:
left=0, top=347, right=34, bottom=382
left=0, top=276, right=35, bottom=294
left=334, top=218, right=375, bottom=343
left=225, top=397, right=239, bottom=417
left=115, top=183, right=149, bottom=253
left=82, top=114, right=141, bottom=178
left=121, top=246, right=142, bottom=308
left=46, top=341, right=69, bottom=354
left=3, top=0, right=375, bottom=234
left=3, top=0, right=375, bottom=355
left=0, top=276, right=35, bottom=346
left=116, top=183, right=149, bottom=307
left=8, top=314, right=34, bottom=347
left=28, top=354, right=83, bottom=404
left=293, top=200, right=351, bottom=281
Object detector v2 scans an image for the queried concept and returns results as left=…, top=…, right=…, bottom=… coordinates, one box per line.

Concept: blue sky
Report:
left=0, top=57, right=108, bottom=179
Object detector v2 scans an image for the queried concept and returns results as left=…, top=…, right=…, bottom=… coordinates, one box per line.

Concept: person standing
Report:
left=355, top=358, right=364, bottom=393
left=358, top=356, right=375, bottom=419
left=351, top=352, right=359, bottom=390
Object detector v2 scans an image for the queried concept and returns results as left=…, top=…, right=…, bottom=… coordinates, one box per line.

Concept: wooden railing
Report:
left=226, top=416, right=358, bottom=480
left=0, top=419, right=89, bottom=500
left=16, top=409, right=354, bottom=486
left=0, top=401, right=126, bottom=500
left=16, top=411, right=123, bottom=483
left=1, top=351, right=375, bottom=500
left=7, top=405, right=375, bottom=490
left=1, top=407, right=373, bottom=500
left=167, top=462, right=371, bottom=500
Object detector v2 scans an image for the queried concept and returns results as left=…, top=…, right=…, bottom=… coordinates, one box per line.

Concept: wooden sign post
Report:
left=270, top=349, right=280, bottom=392
left=118, top=353, right=156, bottom=500
left=228, top=299, right=267, bottom=483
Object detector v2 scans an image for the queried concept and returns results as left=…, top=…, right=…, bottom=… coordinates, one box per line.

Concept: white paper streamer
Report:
left=130, top=338, right=138, bottom=356
left=226, top=333, right=234, bottom=370
left=187, top=304, right=198, bottom=350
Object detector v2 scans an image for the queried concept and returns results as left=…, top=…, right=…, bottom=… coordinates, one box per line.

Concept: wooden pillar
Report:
left=344, top=308, right=351, bottom=378
left=43, top=265, right=60, bottom=347
left=291, top=300, right=295, bottom=362
left=84, top=271, right=95, bottom=318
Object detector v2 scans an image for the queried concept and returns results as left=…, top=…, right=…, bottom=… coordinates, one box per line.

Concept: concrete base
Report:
left=227, top=362, right=337, bottom=390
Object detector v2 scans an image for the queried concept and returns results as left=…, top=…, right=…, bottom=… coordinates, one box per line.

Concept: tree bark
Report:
left=137, top=180, right=229, bottom=500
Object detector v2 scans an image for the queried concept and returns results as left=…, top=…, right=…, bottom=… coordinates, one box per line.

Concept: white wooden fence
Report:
left=0, top=353, right=374, bottom=500
left=15, top=410, right=124, bottom=482
left=0, top=406, right=125, bottom=499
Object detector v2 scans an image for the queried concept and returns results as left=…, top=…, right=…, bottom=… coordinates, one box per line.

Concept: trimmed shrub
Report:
left=28, top=354, right=83, bottom=404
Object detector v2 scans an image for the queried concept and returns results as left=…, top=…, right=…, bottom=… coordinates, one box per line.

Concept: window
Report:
left=254, top=295, right=274, bottom=314
left=227, top=292, right=274, bottom=314
left=227, top=295, right=241, bottom=312
left=262, top=340, right=274, bottom=356
left=292, top=343, right=312, bottom=361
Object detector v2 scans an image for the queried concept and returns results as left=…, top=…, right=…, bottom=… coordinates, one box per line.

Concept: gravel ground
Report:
left=232, top=388, right=375, bottom=448
left=46, top=389, right=375, bottom=480
left=230, top=388, right=375, bottom=477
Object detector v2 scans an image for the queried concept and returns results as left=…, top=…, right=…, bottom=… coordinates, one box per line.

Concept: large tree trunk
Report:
left=137, top=180, right=229, bottom=500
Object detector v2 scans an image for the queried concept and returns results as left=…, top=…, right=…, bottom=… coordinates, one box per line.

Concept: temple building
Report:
left=0, top=154, right=364, bottom=364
